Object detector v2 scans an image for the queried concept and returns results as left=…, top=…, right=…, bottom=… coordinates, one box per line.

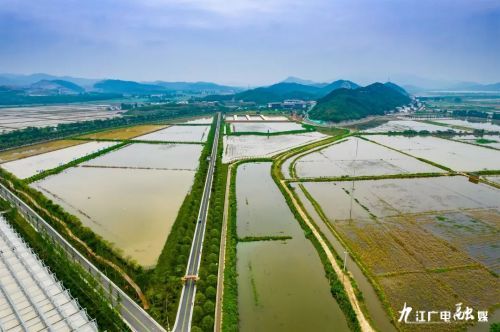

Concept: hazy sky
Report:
left=1, top=0, right=499, bottom=85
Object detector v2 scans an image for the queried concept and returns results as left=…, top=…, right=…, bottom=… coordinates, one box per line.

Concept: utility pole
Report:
left=343, top=250, right=348, bottom=282
left=165, top=297, right=171, bottom=332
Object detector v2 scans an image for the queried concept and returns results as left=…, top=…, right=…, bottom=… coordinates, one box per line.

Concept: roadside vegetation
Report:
left=0, top=197, right=129, bottom=331
left=191, top=125, right=228, bottom=332
left=143, top=116, right=218, bottom=327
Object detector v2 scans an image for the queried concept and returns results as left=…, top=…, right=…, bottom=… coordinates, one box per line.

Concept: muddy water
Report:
left=83, top=143, right=202, bottom=170
left=32, top=167, right=195, bottom=267
left=367, top=135, right=500, bottom=171
left=236, top=162, right=349, bottom=332
left=294, top=137, right=443, bottom=178
left=292, top=184, right=397, bottom=332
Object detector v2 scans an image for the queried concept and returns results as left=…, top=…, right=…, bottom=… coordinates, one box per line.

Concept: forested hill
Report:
left=308, top=82, right=411, bottom=122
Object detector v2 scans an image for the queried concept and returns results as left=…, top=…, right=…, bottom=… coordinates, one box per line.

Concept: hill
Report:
left=93, top=79, right=167, bottom=95
left=228, top=80, right=360, bottom=104
left=153, top=81, right=241, bottom=94
left=384, top=81, right=409, bottom=96
left=28, top=79, right=85, bottom=95
left=0, top=73, right=98, bottom=87
left=309, top=83, right=411, bottom=122
left=319, top=80, right=359, bottom=94
left=281, top=76, right=320, bottom=86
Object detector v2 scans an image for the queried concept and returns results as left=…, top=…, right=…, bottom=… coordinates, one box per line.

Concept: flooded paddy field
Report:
left=291, top=184, right=396, bottom=332
left=0, top=104, right=122, bottom=133
left=1, top=141, right=116, bottom=179
left=133, top=125, right=209, bottom=142
left=32, top=166, right=195, bottom=267
left=230, top=121, right=304, bottom=133
left=297, top=176, right=500, bottom=331
left=223, top=132, right=326, bottom=163
left=453, top=135, right=500, bottom=149
left=366, top=135, right=500, bottom=171
left=226, top=114, right=289, bottom=122
left=0, top=139, right=84, bottom=163
left=83, top=143, right=202, bottom=170
left=432, top=119, right=500, bottom=132
left=236, top=163, right=349, bottom=332
left=173, top=117, right=213, bottom=124
left=485, top=176, right=500, bottom=185
left=294, top=137, right=443, bottom=178
left=363, top=120, right=463, bottom=133
left=78, top=124, right=167, bottom=140
left=302, top=176, right=499, bottom=220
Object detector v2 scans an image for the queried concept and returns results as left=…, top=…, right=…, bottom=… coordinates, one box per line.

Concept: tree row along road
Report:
left=173, top=113, right=221, bottom=332
left=0, top=182, right=166, bottom=332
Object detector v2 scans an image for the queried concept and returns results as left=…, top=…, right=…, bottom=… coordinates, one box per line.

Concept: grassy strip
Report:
left=238, top=235, right=292, bottom=242
left=0, top=167, right=143, bottom=303
left=287, top=172, right=451, bottom=183
left=145, top=116, right=217, bottom=327
left=1, top=199, right=129, bottom=331
left=221, top=162, right=239, bottom=332
left=72, top=137, right=205, bottom=145
left=473, top=170, right=500, bottom=175
left=24, top=142, right=128, bottom=183
left=225, top=123, right=232, bottom=135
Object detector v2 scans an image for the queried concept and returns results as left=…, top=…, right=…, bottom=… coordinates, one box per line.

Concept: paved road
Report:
left=0, top=183, right=166, bottom=332
left=173, top=113, right=221, bottom=332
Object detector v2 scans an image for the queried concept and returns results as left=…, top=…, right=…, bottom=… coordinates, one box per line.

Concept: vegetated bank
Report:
left=0, top=197, right=129, bottom=331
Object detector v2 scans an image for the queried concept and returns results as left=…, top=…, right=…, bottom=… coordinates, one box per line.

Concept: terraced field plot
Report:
left=174, top=117, right=213, bottom=124
left=0, top=104, right=122, bottom=133
left=223, top=132, right=326, bottom=163
left=235, top=163, right=349, bottom=332
left=78, top=124, right=167, bottom=140
left=364, top=120, right=462, bottom=133
left=30, top=141, right=202, bottom=266
left=433, top=119, right=500, bottom=132
left=294, top=137, right=443, bottom=178
left=32, top=166, right=196, bottom=267
left=133, top=125, right=210, bottom=142
left=0, top=139, right=84, bottom=163
left=230, top=121, right=304, bottom=133
left=83, top=143, right=202, bottom=170
left=1, top=141, right=117, bottom=179
left=298, top=176, right=500, bottom=331
left=453, top=134, right=500, bottom=149
left=366, top=135, right=500, bottom=171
